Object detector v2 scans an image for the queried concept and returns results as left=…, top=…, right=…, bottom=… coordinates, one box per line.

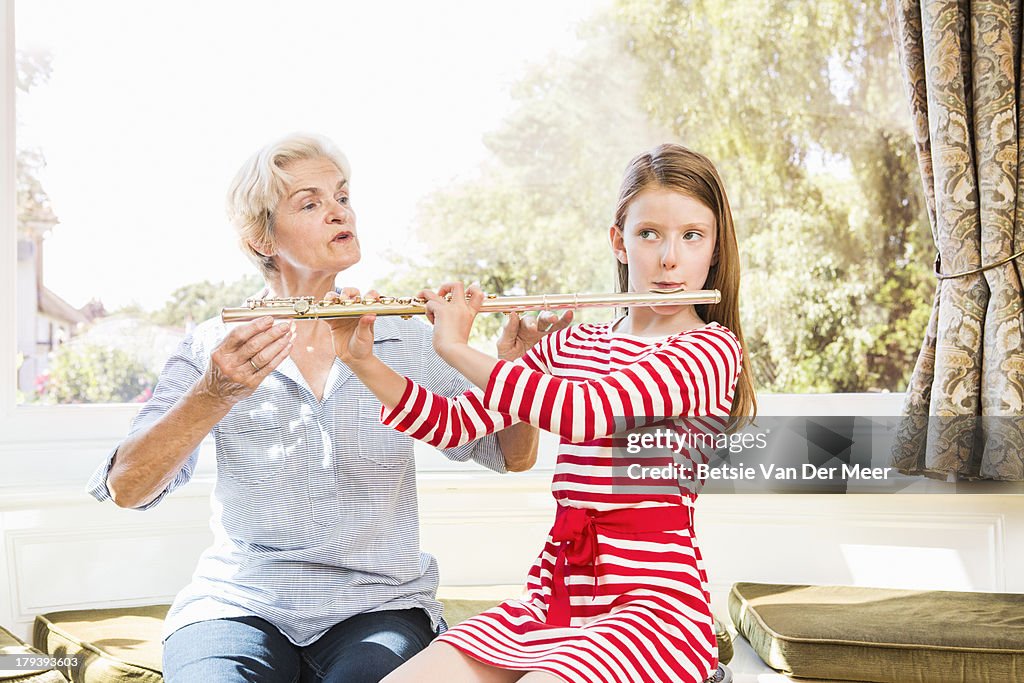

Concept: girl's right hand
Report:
left=196, top=316, right=293, bottom=407
left=419, top=281, right=482, bottom=357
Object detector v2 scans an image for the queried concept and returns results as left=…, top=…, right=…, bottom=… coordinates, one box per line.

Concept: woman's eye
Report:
left=337, top=196, right=349, bottom=205
left=302, top=202, right=317, bottom=211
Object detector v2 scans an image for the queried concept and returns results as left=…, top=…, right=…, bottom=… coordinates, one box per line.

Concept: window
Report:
left=3, top=1, right=921, bottom=452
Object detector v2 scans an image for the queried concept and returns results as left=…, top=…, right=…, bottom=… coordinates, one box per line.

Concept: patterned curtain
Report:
left=888, top=0, right=1024, bottom=480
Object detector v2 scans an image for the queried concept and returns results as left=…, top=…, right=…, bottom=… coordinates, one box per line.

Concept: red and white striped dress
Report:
left=382, top=319, right=743, bottom=683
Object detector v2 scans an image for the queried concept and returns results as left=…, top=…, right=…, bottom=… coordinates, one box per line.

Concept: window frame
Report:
left=0, top=2, right=907, bottom=490
left=1, top=4, right=139, bottom=472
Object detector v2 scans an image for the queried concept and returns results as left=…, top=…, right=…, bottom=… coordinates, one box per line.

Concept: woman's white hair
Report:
left=226, top=132, right=352, bottom=278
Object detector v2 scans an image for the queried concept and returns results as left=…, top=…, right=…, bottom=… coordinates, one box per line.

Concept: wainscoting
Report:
left=3, top=455, right=1023, bottom=642
left=2, top=394, right=1022, bottom=641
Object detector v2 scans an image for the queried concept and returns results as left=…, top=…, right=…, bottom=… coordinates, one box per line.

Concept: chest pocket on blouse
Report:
left=357, top=398, right=414, bottom=469
left=215, top=403, right=288, bottom=484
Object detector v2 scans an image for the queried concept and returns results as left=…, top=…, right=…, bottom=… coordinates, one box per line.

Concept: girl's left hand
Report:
left=496, top=309, right=573, bottom=361
left=420, top=281, right=482, bottom=355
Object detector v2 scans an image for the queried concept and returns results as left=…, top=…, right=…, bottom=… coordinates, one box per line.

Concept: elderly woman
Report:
left=86, top=133, right=567, bottom=683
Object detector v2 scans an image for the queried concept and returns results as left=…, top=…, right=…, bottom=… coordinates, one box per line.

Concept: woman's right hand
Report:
left=195, top=316, right=294, bottom=407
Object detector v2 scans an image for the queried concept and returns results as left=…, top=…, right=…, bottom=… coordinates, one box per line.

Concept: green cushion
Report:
left=34, top=593, right=734, bottom=682
left=0, top=623, right=67, bottom=682
left=713, top=617, right=733, bottom=666
left=32, top=598, right=508, bottom=682
left=729, top=582, right=1024, bottom=683
left=34, top=606, right=166, bottom=683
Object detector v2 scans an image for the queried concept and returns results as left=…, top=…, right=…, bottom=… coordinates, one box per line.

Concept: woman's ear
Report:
left=250, top=239, right=274, bottom=258
left=609, top=225, right=628, bottom=265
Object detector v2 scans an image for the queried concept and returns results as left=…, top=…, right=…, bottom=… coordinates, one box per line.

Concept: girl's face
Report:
left=610, top=187, right=717, bottom=313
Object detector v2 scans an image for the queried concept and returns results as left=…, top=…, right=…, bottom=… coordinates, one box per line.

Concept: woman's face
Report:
left=611, top=187, right=717, bottom=314
left=265, top=157, right=360, bottom=277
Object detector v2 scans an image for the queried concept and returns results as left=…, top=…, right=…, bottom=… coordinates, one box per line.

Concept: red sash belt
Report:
left=545, top=503, right=693, bottom=627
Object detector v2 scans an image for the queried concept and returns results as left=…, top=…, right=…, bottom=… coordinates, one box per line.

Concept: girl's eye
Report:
left=638, top=229, right=657, bottom=239
left=684, top=230, right=702, bottom=240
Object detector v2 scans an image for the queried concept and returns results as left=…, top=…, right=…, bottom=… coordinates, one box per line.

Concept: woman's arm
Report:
left=108, top=385, right=233, bottom=508
left=107, top=317, right=292, bottom=508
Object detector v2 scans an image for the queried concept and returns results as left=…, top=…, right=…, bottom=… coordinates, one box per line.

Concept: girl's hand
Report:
left=496, top=309, right=573, bottom=361
left=324, top=288, right=378, bottom=365
left=420, top=281, right=482, bottom=357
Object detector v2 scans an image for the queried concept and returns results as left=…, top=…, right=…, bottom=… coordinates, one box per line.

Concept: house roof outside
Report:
left=38, top=285, right=89, bottom=326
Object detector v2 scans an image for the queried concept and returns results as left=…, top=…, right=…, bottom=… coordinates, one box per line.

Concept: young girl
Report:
left=332, top=144, right=755, bottom=683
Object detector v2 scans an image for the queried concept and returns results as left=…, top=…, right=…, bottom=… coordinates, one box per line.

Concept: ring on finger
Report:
left=249, top=358, right=260, bottom=372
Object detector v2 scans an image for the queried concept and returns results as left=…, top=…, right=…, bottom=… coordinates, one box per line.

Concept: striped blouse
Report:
left=86, top=315, right=506, bottom=645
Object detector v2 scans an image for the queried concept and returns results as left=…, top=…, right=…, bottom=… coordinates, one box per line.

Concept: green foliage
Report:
left=16, top=48, right=53, bottom=93
left=378, top=1, right=933, bottom=392
left=151, top=274, right=265, bottom=327
left=16, top=49, right=58, bottom=238
left=17, top=148, right=57, bottom=238
left=615, top=0, right=933, bottom=392
left=39, top=344, right=155, bottom=404
left=376, top=22, right=673, bottom=342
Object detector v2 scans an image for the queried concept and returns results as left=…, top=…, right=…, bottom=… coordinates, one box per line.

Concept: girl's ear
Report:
left=609, top=225, right=628, bottom=265
left=711, top=249, right=719, bottom=267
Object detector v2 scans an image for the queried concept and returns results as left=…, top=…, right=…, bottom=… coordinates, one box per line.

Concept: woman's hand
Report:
left=496, top=309, right=573, bottom=361
left=324, top=288, right=378, bottom=365
left=196, top=316, right=294, bottom=407
left=420, top=281, right=482, bottom=360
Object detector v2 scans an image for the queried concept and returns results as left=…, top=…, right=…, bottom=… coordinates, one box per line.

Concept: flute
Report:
left=221, top=287, right=720, bottom=323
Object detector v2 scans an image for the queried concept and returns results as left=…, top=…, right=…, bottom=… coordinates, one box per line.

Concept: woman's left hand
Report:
left=325, top=288, right=378, bottom=365
left=421, top=281, right=482, bottom=356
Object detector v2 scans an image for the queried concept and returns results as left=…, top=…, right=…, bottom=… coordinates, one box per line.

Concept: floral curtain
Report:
left=888, top=0, right=1024, bottom=480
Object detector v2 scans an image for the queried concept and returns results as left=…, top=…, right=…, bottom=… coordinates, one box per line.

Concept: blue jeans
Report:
left=162, top=609, right=436, bottom=683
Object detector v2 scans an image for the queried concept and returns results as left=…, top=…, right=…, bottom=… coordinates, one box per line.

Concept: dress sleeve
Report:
left=380, top=324, right=570, bottom=451
left=481, top=327, right=742, bottom=443
left=399, top=325, right=520, bottom=471
left=381, top=376, right=517, bottom=451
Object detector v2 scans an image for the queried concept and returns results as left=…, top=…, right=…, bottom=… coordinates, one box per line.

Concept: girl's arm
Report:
left=425, top=283, right=742, bottom=443
left=326, top=315, right=512, bottom=449
left=442, top=332, right=740, bottom=443
left=379, top=376, right=515, bottom=449
left=327, top=310, right=542, bottom=451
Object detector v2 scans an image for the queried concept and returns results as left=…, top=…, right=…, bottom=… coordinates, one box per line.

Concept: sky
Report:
left=15, top=0, right=605, bottom=310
